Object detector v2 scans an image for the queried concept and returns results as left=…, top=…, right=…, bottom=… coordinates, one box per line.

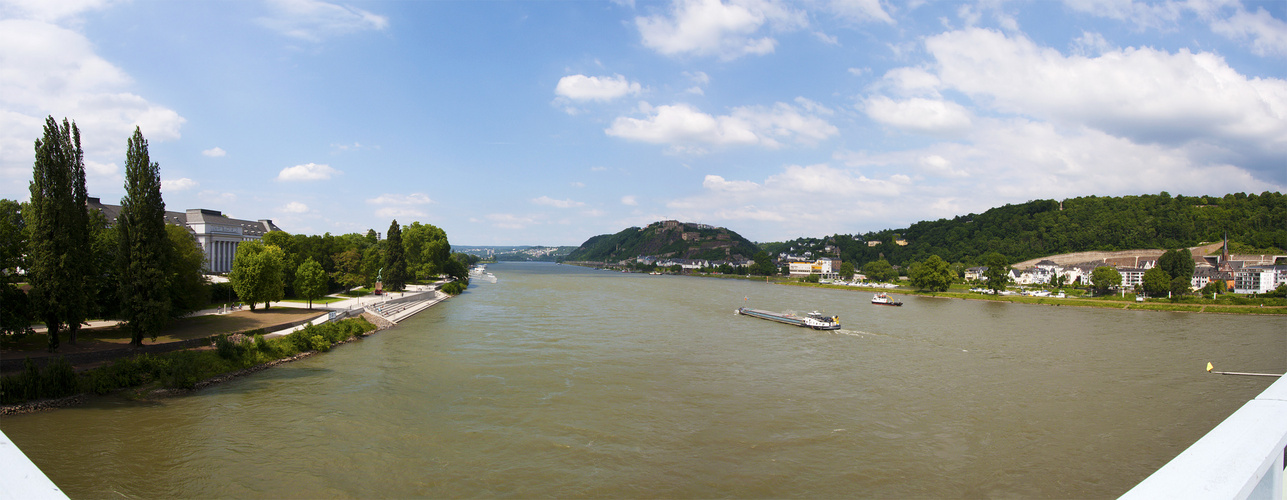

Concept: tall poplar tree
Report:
left=118, top=127, right=171, bottom=347
left=384, top=220, right=407, bottom=292
left=28, top=117, right=91, bottom=351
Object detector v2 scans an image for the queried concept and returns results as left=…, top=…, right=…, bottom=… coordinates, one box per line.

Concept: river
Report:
left=3, top=262, right=1284, bottom=498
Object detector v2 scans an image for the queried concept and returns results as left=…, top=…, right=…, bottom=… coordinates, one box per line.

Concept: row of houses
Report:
left=966, top=259, right=1287, bottom=294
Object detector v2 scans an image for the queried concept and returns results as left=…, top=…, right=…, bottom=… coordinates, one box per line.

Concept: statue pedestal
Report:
left=375, top=281, right=384, bottom=295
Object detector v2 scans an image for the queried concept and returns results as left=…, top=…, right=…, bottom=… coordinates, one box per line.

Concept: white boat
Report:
left=871, top=292, right=903, bottom=306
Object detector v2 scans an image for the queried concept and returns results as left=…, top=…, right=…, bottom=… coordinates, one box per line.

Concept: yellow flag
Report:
left=1207, top=362, right=1214, bottom=372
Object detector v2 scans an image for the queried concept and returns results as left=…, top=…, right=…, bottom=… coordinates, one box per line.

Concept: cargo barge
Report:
left=736, top=307, right=841, bottom=330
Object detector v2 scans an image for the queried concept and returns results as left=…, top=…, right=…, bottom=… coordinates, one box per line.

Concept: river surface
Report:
left=3, top=262, right=1284, bottom=498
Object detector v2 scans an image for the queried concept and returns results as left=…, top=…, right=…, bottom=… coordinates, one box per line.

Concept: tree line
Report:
left=0, top=117, right=472, bottom=351
left=765, top=192, right=1285, bottom=275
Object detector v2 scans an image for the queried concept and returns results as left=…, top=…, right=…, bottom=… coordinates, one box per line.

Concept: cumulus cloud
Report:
left=1210, top=6, right=1287, bottom=57
left=635, top=0, right=806, bottom=60
left=0, top=17, right=185, bottom=198
left=375, top=207, right=426, bottom=218
left=202, top=147, right=226, bottom=157
left=367, top=193, right=433, bottom=205
left=0, top=0, right=113, bottom=22
left=484, top=213, right=539, bottom=229
left=555, top=74, right=642, bottom=102
left=606, top=98, right=837, bottom=151
left=199, top=190, right=237, bottom=205
left=282, top=201, right=310, bottom=213
left=276, top=162, right=340, bottom=181
left=162, top=177, right=197, bottom=192
left=920, top=28, right=1287, bottom=181
left=621, top=195, right=639, bottom=206
left=533, top=196, right=586, bottom=208
left=862, top=96, right=972, bottom=136
left=825, top=0, right=895, bottom=25
left=256, top=0, right=388, bottom=42
left=1062, top=0, right=1287, bottom=56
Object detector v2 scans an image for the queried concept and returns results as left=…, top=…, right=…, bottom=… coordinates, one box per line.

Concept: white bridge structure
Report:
left=1123, top=373, right=1287, bottom=500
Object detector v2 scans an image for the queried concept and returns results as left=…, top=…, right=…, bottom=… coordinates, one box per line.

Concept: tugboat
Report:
left=871, top=292, right=903, bottom=306
left=736, top=308, right=841, bottom=330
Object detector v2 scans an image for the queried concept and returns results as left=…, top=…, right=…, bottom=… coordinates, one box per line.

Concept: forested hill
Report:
left=773, top=192, right=1287, bottom=268
left=563, top=221, right=761, bottom=263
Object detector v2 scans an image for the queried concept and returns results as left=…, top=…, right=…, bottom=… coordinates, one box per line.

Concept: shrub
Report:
left=309, top=335, right=330, bottom=352
left=214, top=334, right=240, bottom=360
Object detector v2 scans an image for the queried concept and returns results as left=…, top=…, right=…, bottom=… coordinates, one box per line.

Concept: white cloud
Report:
left=1061, top=0, right=1287, bottom=57
left=276, top=162, right=340, bottom=181
left=375, top=207, right=426, bottom=218
left=635, top=0, right=806, bottom=60
left=0, top=18, right=185, bottom=197
left=257, top=0, right=388, bottom=42
left=485, top=213, right=539, bottom=229
left=826, top=0, right=895, bottom=25
left=555, top=74, right=642, bottom=102
left=703, top=174, right=760, bottom=192
left=621, top=195, right=639, bottom=206
left=201, top=147, right=226, bottom=157
left=605, top=98, right=837, bottom=151
left=367, top=193, right=433, bottom=205
left=282, top=201, right=310, bottom=213
left=199, top=190, right=237, bottom=205
left=1210, top=6, right=1287, bottom=57
left=862, top=96, right=973, bottom=136
left=367, top=193, right=432, bottom=219
left=0, top=0, right=113, bottom=22
left=162, top=177, right=197, bottom=192
left=533, top=196, right=586, bottom=208
left=921, top=28, right=1287, bottom=181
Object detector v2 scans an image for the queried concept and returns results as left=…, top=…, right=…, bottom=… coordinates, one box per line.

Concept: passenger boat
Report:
left=736, top=307, right=841, bottom=330
left=871, top=292, right=903, bottom=306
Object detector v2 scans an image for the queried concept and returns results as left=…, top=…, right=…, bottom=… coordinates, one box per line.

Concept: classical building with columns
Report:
left=87, top=197, right=283, bottom=274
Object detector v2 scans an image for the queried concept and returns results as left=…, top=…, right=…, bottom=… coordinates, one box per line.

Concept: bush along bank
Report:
left=1, top=317, right=377, bottom=409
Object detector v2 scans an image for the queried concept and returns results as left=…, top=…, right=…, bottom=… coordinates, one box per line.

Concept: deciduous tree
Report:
left=294, top=258, right=328, bottom=309
left=1142, top=267, right=1169, bottom=297
left=0, top=199, right=33, bottom=338
left=909, top=255, right=954, bottom=292
left=1158, top=248, right=1196, bottom=282
left=118, top=127, right=171, bottom=346
left=166, top=224, right=210, bottom=316
left=1091, top=266, right=1122, bottom=296
left=839, top=262, right=855, bottom=280
left=230, top=241, right=285, bottom=310
left=863, top=259, right=897, bottom=282
left=982, top=253, right=1010, bottom=292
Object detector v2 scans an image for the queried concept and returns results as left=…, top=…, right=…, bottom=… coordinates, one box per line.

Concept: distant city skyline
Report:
left=2, top=0, right=1284, bottom=246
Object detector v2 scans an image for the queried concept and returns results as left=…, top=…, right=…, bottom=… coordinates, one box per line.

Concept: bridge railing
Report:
left=1121, top=374, right=1287, bottom=500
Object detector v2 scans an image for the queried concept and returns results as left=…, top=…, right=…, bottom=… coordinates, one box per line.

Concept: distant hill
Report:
left=563, top=220, right=761, bottom=263
left=766, top=192, right=1286, bottom=267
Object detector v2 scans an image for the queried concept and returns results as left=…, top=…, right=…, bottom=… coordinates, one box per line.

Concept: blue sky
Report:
left=1, top=0, right=1284, bottom=246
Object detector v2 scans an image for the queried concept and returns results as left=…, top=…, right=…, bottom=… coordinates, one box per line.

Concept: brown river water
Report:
left=3, top=262, right=1284, bottom=498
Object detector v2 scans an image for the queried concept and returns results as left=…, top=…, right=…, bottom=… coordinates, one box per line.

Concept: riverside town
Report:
left=2, top=2, right=1285, bottom=498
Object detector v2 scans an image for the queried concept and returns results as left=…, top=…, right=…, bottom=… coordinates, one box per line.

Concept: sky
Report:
left=1, top=0, right=1284, bottom=246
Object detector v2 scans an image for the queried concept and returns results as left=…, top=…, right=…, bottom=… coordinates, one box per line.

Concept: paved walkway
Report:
left=29, top=283, right=449, bottom=335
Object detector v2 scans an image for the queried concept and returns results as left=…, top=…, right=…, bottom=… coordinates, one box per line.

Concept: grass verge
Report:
left=1, top=317, right=376, bottom=407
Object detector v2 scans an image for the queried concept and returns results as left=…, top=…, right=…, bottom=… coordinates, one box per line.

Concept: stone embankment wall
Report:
left=1012, top=242, right=1224, bottom=269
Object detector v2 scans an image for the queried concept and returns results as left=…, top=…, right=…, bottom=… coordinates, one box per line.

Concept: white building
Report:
left=1233, top=267, right=1281, bottom=294
left=88, top=197, right=282, bottom=274
left=789, top=258, right=839, bottom=279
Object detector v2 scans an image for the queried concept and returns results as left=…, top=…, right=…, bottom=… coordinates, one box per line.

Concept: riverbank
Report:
left=0, top=288, right=447, bottom=415
left=776, top=281, right=1287, bottom=315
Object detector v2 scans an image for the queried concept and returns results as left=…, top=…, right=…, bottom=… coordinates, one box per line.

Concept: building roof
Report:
left=87, top=197, right=282, bottom=236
